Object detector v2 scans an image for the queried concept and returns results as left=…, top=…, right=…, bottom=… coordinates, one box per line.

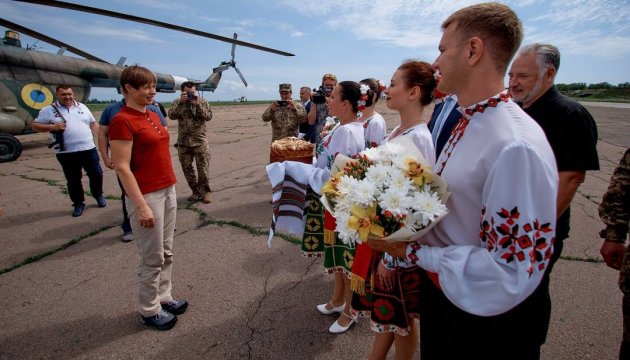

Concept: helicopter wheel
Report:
left=0, top=134, right=22, bottom=163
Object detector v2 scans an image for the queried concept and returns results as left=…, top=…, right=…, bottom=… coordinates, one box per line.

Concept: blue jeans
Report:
left=56, top=148, right=103, bottom=206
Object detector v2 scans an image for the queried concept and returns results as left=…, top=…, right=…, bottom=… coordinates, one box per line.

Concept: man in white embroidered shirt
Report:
left=368, top=3, right=558, bottom=359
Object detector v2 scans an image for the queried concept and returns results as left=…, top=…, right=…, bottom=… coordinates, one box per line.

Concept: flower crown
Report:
left=357, top=84, right=370, bottom=118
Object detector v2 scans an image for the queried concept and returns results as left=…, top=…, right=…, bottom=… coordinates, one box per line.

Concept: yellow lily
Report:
left=321, top=173, right=342, bottom=197
left=348, top=204, right=377, bottom=242
left=405, top=159, right=433, bottom=186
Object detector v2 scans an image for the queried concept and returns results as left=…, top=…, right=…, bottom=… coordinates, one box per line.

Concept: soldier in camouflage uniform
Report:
left=168, top=81, right=213, bottom=203
left=262, top=83, right=307, bottom=156
left=599, top=147, right=630, bottom=359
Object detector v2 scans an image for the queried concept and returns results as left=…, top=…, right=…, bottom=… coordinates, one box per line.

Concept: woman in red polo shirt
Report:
left=110, top=65, right=186, bottom=331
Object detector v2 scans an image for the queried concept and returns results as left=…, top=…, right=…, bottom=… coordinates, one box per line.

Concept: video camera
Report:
left=187, top=92, right=198, bottom=101
left=48, top=130, right=65, bottom=152
left=311, top=86, right=326, bottom=104
left=276, top=100, right=289, bottom=107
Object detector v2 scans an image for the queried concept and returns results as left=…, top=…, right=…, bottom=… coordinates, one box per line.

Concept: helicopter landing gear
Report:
left=0, top=133, right=22, bottom=163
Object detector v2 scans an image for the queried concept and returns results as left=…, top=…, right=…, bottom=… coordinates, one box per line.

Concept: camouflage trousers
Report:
left=177, top=144, right=211, bottom=197
left=620, top=244, right=630, bottom=358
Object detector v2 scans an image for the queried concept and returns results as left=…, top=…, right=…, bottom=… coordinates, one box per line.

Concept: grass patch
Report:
left=19, top=174, right=60, bottom=186
left=0, top=225, right=114, bottom=275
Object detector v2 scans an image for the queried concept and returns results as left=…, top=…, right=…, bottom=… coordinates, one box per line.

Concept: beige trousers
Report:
left=126, top=185, right=177, bottom=317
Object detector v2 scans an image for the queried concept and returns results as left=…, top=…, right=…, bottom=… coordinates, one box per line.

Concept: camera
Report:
left=311, top=87, right=326, bottom=104
left=187, top=92, right=198, bottom=100
left=276, top=100, right=289, bottom=107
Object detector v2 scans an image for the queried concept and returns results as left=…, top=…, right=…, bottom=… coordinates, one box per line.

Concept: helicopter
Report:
left=0, top=0, right=294, bottom=163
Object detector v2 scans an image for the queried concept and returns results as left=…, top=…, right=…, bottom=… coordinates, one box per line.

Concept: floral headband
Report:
left=357, top=84, right=370, bottom=118
left=376, top=79, right=386, bottom=92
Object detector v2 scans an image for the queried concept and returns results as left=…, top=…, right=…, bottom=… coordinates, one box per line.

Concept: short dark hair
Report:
left=397, top=60, right=437, bottom=106
left=181, top=81, right=196, bottom=91
left=338, top=81, right=375, bottom=113
left=120, top=65, right=156, bottom=92
left=55, top=85, right=72, bottom=92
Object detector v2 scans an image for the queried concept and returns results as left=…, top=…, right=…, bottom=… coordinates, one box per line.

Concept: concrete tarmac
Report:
left=0, top=102, right=627, bottom=359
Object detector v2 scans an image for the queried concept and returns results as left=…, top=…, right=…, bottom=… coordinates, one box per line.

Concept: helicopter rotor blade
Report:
left=234, top=67, right=248, bottom=87
left=13, top=0, right=295, bottom=57
left=231, top=33, right=237, bottom=61
left=0, top=18, right=108, bottom=63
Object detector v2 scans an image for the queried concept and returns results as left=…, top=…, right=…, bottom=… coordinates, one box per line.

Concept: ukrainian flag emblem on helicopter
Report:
left=20, top=84, right=53, bottom=110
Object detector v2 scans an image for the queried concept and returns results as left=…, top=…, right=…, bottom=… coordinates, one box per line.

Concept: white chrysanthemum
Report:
left=379, top=187, right=412, bottom=217
left=387, top=168, right=414, bottom=192
left=337, top=175, right=359, bottom=196
left=365, top=164, right=390, bottom=191
left=361, top=147, right=385, bottom=163
left=325, top=116, right=338, bottom=127
left=335, top=211, right=359, bottom=246
left=379, top=142, right=405, bottom=160
left=412, top=191, right=448, bottom=225
left=349, top=178, right=377, bottom=206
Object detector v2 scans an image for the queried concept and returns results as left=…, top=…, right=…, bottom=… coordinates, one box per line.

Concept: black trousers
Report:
left=418, top=270, right=550, bottom=360
left=56, top=148, right=103, bottom=206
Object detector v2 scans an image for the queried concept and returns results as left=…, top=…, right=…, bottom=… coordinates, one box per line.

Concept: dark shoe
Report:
left=141, top=309, right=177, bottom=331
left=96, top=196, right=107, bottom=208
left=161, top=299, right=188, bottom=315
left=187, top=194, right=199, bottom=202
left=201, top=193, right=212, bottom=204
left=72, top=204, right=85, bottom=217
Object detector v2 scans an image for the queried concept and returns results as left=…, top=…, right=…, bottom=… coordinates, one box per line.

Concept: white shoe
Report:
left=317, top=302, right=345, bottom=315
left=121, top=232, right=133, bottom=242
left=328, top=312, right=356, bottom=334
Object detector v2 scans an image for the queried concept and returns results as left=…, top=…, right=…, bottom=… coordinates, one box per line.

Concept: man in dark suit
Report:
left=428, top=94, right=461, bottom=155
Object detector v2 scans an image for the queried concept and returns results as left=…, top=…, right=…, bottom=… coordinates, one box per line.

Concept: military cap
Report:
left=279, top=83, right=292, bottom=92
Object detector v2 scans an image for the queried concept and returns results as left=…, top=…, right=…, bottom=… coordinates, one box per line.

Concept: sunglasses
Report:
left=322, top=73, right=337, bottom=81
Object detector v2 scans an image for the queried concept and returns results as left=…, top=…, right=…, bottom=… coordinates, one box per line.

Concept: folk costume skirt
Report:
left=322, top=209, right=355, bottom=277
left=301, top=188, right=324, bottom=256
left=351, top=252, right=422, bottom=335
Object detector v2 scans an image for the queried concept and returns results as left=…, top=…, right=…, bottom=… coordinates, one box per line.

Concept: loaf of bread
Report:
left=270, top=137, right=314, bottom=163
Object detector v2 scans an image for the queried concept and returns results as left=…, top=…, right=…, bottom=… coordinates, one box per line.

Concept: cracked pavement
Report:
left=0, top=102, right=628, bottom=359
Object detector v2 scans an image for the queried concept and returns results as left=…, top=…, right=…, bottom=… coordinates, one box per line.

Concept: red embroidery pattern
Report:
left=435, top=91, right=510, bottom=175
left=480, top=206, right=554, bottom=276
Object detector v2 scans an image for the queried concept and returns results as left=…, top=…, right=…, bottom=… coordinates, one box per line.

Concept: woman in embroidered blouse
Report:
left=352, top=60, right=437, bottom=360
left=303, top=81, right=374, bottom=334
left=359, top=78, right=387, bottom=148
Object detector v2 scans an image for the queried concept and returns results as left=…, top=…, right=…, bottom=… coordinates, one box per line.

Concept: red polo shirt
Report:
left=109, top=106, right=176, bottom=194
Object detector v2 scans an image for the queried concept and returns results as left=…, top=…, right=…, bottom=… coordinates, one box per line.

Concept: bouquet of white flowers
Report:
left=321, top=136, right=449, bottom=246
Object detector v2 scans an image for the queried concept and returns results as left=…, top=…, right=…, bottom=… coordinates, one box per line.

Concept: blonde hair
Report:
left=443, top=2, right=523, bottom=73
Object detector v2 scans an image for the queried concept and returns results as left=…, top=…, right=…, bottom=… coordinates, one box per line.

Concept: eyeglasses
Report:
left=322, top=73, right=337, bottom=81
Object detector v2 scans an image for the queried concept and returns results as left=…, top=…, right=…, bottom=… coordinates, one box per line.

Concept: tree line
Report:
left=556, top=82, right=630, bottom=91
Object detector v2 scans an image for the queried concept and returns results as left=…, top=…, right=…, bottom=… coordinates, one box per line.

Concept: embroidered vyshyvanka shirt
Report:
left=407, top=92, right=558, bottom=316
left=310, top=121, right=365, bottom=192
left=363, top=112, right=387, bottom=148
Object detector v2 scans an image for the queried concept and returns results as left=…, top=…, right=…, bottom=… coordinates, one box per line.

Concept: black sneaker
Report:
left=161, top=299, right=188, bottom=315
left=141, top=309, right=177, bottom=330
left=96, top=196, right=107, bottom=208
left=72, top=204, right=85, bottom=217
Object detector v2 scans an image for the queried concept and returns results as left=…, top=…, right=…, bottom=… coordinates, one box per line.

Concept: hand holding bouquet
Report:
left=320, top=136, right=449, bottom=246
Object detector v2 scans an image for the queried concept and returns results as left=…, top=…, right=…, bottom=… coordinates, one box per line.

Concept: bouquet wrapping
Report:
left=320, top=136, right=449, bottom=245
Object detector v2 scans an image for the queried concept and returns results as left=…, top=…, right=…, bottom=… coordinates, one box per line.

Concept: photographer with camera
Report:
left=262, top=83, right=306, bottom=148
left=307, top=73, right=338, bottom=144
left=168, top=81, right=213, bottom=204
left=32, top=85, right=105, bottom=217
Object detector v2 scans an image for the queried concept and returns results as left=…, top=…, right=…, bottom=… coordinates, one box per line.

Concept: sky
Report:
left=1, top=0, right=629, bottom=102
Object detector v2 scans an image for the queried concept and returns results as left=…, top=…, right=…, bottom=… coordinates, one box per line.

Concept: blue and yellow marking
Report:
left=20, top=84, right=53, bottom=110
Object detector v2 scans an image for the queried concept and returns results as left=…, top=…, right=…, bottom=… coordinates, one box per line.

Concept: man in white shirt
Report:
left=368, top=3, right=558, bottom=358
left=32, top=85, right=105, bottom=217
